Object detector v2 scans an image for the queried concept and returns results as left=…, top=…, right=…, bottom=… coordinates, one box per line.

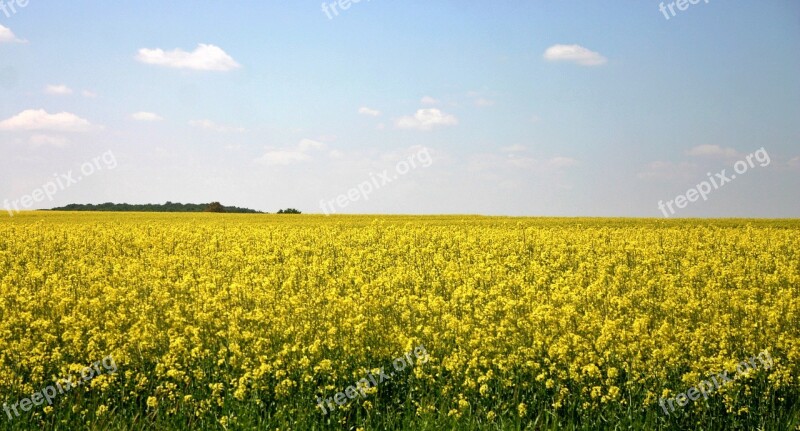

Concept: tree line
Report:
left=47, top=202, right=302, bottom=214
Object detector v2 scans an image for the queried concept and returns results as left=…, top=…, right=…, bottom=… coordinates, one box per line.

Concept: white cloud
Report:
left=189, top=119, right=245, bottom=133
left=686, top=144, right=740, bottom=158
left=543, top=44, right=607, bottom=66
left=501, top=156, right=538, bottom=169
left=0, top=109, right=95, bottom=132
left=637, top=161, right=698, bottom=181
left=131, top=112, right=164, bottom=122
left=0, top=25, right=24, bottom=44
left=420, top=96, right=439, bottom=105
left=396, top=109, right=458, bottom=131
left=136, top=44, right=241, bottom=71
left=42, top=85, right=98, bottom=98
left=29, top=134, right=69, bottom=148
left=464, top=90, right=499, bottom=108
left=546, top=156, right=580, bottom=169
left=298, top=138, right=325, bottom=151
left=501, top=144, right=527, bottom=153
left=255, top=139, right=326, bottom=166
left=507, top=156, right=579, bottom=170
left=255, top=150, right=310, bottom=166
left=44, top=84, right=73, bottom=95
left=470, top=152, right=580, bottom=174
left=358, top=107, right=381, bottom=117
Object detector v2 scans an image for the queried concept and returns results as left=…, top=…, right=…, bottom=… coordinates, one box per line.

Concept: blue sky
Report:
left=1, top=1, right=798, bottom=216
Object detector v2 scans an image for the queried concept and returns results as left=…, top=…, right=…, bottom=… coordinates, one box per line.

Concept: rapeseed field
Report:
left=0, top=213, right=798, bottom=430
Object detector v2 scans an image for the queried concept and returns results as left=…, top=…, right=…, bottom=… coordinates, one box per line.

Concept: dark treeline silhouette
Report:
left=48, top=202, right=264, bottom=214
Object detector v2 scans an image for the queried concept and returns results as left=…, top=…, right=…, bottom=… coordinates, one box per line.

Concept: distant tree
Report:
left=204, top=202, right=226, bottom=213
left=49, top=202, right=263, bottom=213
left=277, top=208, right=301, bottom=214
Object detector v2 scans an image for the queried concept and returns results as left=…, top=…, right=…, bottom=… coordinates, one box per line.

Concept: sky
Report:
left=1, top=1, right=798, bottom=217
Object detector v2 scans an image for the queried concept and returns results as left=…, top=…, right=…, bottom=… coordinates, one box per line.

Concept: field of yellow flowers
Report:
left=0, top=212, right=798, bottom=430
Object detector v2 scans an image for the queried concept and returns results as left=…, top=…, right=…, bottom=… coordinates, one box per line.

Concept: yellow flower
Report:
left=147, top=397, right=158, bottom=409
